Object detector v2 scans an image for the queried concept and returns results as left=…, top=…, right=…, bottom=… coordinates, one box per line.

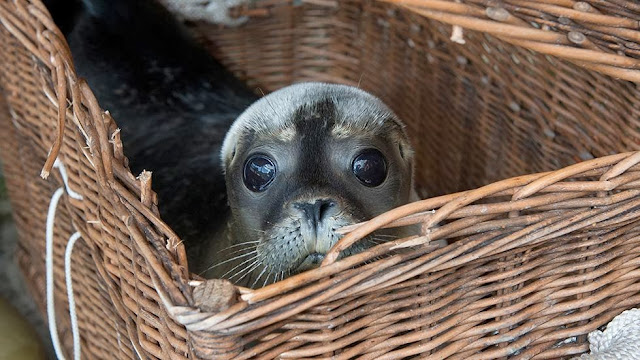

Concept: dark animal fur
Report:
left=44, top=0, right=258, bottom=261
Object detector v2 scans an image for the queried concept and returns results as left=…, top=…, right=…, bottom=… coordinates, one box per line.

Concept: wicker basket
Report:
left=1, top=0, right=640, bottom=359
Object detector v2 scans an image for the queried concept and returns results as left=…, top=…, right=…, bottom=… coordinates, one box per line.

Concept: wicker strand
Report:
left=382, top=0, right=640, bottom=82
left=40, top=52, right=67, bottom=179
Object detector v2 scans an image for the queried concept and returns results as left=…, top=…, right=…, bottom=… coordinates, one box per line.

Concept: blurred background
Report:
left=0, top=164, right=52, bottom=359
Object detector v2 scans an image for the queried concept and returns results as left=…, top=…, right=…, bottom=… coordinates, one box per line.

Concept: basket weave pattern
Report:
left=1, top=0, right=640, bottom=359
left=0, top=1, right=191, bottom=358
left=204, top=0, right=640, bottom=197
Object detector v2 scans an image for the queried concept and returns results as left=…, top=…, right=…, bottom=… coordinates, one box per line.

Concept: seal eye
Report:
left=352, top=149, right=387, bottom=187
left=243, top=155, right=276, bottom=192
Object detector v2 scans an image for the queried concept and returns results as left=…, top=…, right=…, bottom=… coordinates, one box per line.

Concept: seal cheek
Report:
left=315, top=221, right=341, bottom=254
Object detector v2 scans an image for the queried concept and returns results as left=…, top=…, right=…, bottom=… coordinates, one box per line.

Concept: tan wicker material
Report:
left=1, top=0, right=640, bottom=359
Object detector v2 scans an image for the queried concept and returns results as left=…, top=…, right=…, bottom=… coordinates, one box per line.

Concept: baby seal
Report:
left=197, top=83, right=416, bottom=287
left=47, top=0, right=416, bottom=288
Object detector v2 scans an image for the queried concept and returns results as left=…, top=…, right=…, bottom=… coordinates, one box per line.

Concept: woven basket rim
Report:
left=2, top=0, right=640, bottom=358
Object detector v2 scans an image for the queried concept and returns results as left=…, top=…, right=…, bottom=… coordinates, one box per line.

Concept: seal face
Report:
left=201, top=83, right=415, bottom=288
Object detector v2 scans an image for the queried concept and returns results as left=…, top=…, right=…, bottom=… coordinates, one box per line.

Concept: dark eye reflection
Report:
left=243, top=154, right=276, bottom=192
left=352, top=149, right=387, bottom=187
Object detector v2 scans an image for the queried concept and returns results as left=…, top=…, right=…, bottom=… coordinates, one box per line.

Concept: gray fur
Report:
left=221, top=82, right=410, bottom=169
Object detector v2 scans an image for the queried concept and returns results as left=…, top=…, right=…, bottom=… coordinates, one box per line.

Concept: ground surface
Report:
left=0, top=164, right=54, bottom=359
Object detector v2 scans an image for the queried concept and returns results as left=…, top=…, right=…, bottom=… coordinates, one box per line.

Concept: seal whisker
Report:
left=229, top=258, right=260, bottom=280
left=229, top=259, right=261, bottom=281
left=235, top=261, right=263, bottom=284
left=263, top=272, right=273, bottom=288
left=374, top=234, right=399, bottom=239
left=202, top=250, right=256, bottom=274
left=220, top=254, right=258, bottom=279
left=219, top=241, right=260, bottom=251
left=367, top=237, right=385, bottom=242
left=224, top=246, right=258, bottom=257
left=251, top=266, right=268, bottom=289
left=365, top=238, right=385, bottom=245
left=215, top=244, right=259, bottom=257
left=367, top=241, right=386, bottom=247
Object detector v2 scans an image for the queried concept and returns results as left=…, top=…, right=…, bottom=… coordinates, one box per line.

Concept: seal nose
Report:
left=295, top=199, right=337, bottom=228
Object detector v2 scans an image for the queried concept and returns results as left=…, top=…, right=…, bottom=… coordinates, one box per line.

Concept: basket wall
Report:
left=0, top=1, right=191, bottom=358
left=202, top=0, right=640, bottom=197
left=0, top=0, right=640, bottom=359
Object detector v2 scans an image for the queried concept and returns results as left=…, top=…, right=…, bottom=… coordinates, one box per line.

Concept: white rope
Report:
left=65, top=232, right=82, bottom=360
left=53, top=159, right=84, bottom=200
left=46, top=187, right=67, bottom=360
left=572, top=308, right=640, bottom=360
left=46, top=158, right=85, bottom=360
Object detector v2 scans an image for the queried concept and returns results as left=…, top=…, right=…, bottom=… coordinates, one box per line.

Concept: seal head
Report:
left=204, top=83, right=415, bottom=287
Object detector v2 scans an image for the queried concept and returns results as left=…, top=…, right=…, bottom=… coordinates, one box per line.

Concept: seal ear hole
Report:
left=398, top=143, right=405, bottom=159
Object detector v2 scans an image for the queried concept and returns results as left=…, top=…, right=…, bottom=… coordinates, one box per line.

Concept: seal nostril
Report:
left=294, top=199, right=337, bottom=228
left=318, top=200, right=336, bottom=220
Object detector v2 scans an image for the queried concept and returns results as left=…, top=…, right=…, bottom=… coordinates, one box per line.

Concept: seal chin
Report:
left=295, top=253, right=325, bottom=273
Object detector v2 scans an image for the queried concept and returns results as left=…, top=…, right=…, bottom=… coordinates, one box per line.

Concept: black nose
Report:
left=294, top=199, right=337, bottom=228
